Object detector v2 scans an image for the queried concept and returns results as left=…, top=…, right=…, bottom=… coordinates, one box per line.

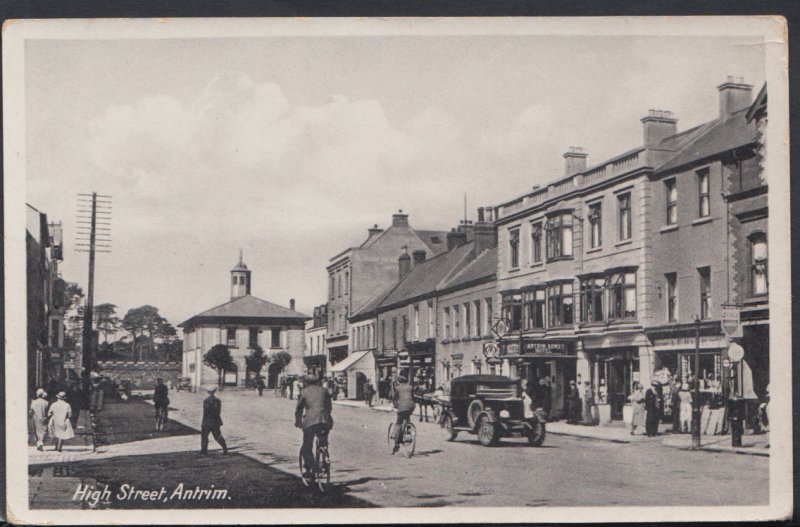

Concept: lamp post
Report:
left=692, top=314, right=701, bottom=448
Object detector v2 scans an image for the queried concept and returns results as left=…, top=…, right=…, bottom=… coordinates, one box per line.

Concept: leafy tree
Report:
left=269, top=351, right=292, bottom=374
left=64, top=282, right=85, bottom=347
left=245, top=346, right=270, bottom=378
left=204, top=344, right=234, bottom=389
left=122, top=305, right=161, bottom=361
left=153, top=317, right=178, bottom=360
left=95, top=303, right=121, bottom=344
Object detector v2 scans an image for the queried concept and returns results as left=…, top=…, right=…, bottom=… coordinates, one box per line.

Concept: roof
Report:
left=746, top=83, right=767, bottom=122
left=451, top=374, right=515, bottom=385
left=657, top=108, right=757, bottom=174
left=179, top=295, right=310, bottom=328
left=329, top=350, right=372, bottom=372
left=379, top=241, right=475, bottom=309
left=350, top=284, right=397, bottom=321
left=439, top=245, right=497, bottom=292
left=414, top=230, right=448, bottom=255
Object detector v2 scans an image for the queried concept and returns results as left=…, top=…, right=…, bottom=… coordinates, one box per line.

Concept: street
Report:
left=64, top=389, right=768, bottom=508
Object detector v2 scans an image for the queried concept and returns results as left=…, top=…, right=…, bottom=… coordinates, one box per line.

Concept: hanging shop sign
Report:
left=483, top=341, right=500, bottom=359
left=398, top=350, right=410, bottom=366
left=721, top=304, right=741, bottom=336
left=492, top=318, right=511, bottom=339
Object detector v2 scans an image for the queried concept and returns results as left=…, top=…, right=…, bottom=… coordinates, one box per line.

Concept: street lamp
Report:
left=692, top=314, right=701, bottom=448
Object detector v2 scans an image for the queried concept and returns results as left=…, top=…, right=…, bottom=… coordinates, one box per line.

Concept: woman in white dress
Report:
left=47, top=391, right=74, bottom=452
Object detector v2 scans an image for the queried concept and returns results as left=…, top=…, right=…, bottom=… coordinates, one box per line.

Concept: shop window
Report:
left=531, top=222, right=542, bottom=263
left=750, top=233, right=768, bottom=295
left=665, top=179, right=678, bottom=225
left=509, top=229, right=520, bottom=268
left=502, top=293, right=523, bottom=331
left=547, top=282, right=573, bottom=327
left=545, top=212, right=573, bottom=260
left=588, top=202, right=602, bottom=248
left=226, top=327, right=237, bottom=347
left=271, top=328, right=281, bottom=348
left=666, top=272, right=678, bottom=322
left=523, top=288, right=546, bottom=329
left=248, top=328, right=258, bottom=348
left=699, top=267, right=711, bottom=319
left=580, top=277, right=605, bottom=323
left=608, top=271, right=637, bottom=320
left=618, top=193, right=632, bottom=240
left=697, top=169, right=710, bottom=217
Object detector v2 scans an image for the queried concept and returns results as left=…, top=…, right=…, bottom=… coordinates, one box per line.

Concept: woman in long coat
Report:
left=628, top=383, right=646, bottom=435
left=582, top=381, right=596, bottom=425
left=29, top=389, right=49, bottom=450
left=47, top=391, right=74, bottom=452
left=566, top=380, right=581, bottom=424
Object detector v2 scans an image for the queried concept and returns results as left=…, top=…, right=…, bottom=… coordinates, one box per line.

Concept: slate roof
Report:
left=350, top=284, right=397, bottom=321
left=657, top=108, right=757, bottom=174
left=414, top=230, right=449, bottom=255
left=179, top=295, right=310, bottom=328
left=439, top=244, right=497, bottom=292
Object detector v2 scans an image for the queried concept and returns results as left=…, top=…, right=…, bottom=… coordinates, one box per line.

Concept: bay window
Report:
left=502, top=293, right=523, bottom=331
left=580, top=277, right=605, bottom=323
left=523, top=288, right=546, bottom=329
left=750, top=233, right=768, bottom=295
left=547, top=282, right=573, bottom=326
left=608, top=271, right=637, bottom=320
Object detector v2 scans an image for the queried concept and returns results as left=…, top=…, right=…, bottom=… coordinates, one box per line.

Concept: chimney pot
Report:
left=412, top=249, right=427, bottom=265
left=398, top=248, right=412, bottom=280
left=717, top=76, right=753, bottom=117
left=392, top=210, right=409, bottom=228
left=563, top=146, right=588, bottom=176
left=290, top=299, right=295, bottom=311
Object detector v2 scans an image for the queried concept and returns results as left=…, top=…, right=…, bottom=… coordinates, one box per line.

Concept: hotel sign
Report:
left=653, top=335, right=727, bottom=351
left=503, top=340, right=574, bottom=356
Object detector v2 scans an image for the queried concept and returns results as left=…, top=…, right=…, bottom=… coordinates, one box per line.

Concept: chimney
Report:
left=290, top=299, right=296, bottom=311
left=412, top=249, right=427, bottom=265
left=368, top=224, right=383, bottom=238
left=460, top=220, right=475, bottom=242
left=392, top=209, right=409, bottom=228
left=447, top=227, right=468, bottom=251
left=717, top=76, right=753, bottom=118
left=484, top=206, right=494, bottom=223
left=398, top=246, right=412, bottom=280
left=641, top=110, right=678, bottom=147
left=563, top=147, right=588, bottom=176
left=473, top=208, right=497, bottom=256
left=477, top=207, right=485, bottom=222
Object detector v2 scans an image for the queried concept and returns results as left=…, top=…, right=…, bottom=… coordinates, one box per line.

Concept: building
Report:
left=304, top=305, right=328, bottom=379
left=492, top=77, right=759, bottom=424
left=179, top=255, right=310, bottom=391
left=325, top=210, right=447, bottom=370
left=26, top=204, right=68, bottom=393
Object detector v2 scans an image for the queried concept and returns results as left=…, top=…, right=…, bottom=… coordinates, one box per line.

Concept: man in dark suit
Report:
left=295, top=374, right=333, bottom=477
left=391, top=376, right=416, bottom=454
left=200, top=387, right=228, bottom=455
left=644, top=381, right=662, bottom=437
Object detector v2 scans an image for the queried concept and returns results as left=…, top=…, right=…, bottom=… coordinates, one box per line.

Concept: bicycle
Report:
left=299, top=431, right=331, bottom=493
left=155, top=405, right=168, bottom=432
left=387, top=416, right=417, bottom=458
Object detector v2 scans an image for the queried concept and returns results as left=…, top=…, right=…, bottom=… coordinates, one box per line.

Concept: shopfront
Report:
left=376, top=352, right=397, bottom=399
left=303, top=354, right=326, bottom=379
left=588, top=347, right=639, bottom=421
left=400, top=340, right=436, bottom=393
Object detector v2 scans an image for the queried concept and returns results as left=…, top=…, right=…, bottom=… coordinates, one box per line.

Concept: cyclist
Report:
left=295, top=374, right=333, bottom=478
left=153, top=377, right=169, bottom=428
left=392, top=376, right=416, bottom=454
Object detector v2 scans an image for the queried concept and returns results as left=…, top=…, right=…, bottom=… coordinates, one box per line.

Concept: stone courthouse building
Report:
left=180, top=255, right=309, bottom=391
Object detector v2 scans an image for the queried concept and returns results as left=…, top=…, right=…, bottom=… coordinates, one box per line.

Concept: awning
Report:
left=303, top=355, right=326, bottom=366
left=330, top=350, right=371, bottom=373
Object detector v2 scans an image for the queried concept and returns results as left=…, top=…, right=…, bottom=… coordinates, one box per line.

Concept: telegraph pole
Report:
left=692, top=315, right=701, bottom=448
left=76, top=192, right=112, bottom=394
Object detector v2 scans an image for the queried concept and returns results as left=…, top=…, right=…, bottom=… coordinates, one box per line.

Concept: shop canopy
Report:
left=330, top=350, right=372, bottom=373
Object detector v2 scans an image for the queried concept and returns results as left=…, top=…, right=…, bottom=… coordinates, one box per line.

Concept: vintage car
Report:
left=437, top=374, right=545, bottom=447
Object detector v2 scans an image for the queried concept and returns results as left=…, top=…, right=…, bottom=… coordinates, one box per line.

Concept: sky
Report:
left=23, top=31, right=766, bottom=327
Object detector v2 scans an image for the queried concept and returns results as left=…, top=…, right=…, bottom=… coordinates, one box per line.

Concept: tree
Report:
left=153, top=317, right=178, bottom=360
left=204, top=344, right=234, bottom=389
left=245, top=346, right=270, bottom=379
left=269, top=351, right=292, bottom=374
left=122, top=305, right=161, bottom=361
left=94, top=303, right=121, bottom=344
left=63, top=282, right=85, bottom=347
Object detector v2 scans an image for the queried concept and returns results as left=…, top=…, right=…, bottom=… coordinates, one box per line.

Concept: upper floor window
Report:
left=329, top=276, right=335, bottom=300
left=509, top=229, right=520, bottom=268
left=588, top=203, right=602, bottom=248
left=618, top=193, right=632, bottom=240
left=380, top=319, right=386, bottom=348
left=501, top=293, right=523, bottom=332
left=453, top=305, right=461, bottom=337
left=427, top=301, right=435, bottom=338
left=248, top=328, right=259, bottom=348
left=665, top=179, right=678, bottom=225
left=391, top=317, right=397, bottom=349
left=464, top=303, right=472, bottom=337
left=271, top=328, right=281, bottom=348
left=232, top=277, right=237, bottom=285
left=474, top=300, right=482, bottom=336
left=699, top=267, right=711, bottom=320
left=666, top=272, right=678, bottom=322
left=698, top=169, right=710, bottom=217
left=344, top=271, right=349, bottom=295
left=547, top=282, right=573, bottom=327
left=485, top=298, right=493, bottom=336
left=413, top=304, right=420, bottom=340
left=401, top=316, right=408, bottom=347
left=523, top=288, right=546, bottom=329
left=531, top=222, right=543, bottom=263
left=545, top=213, right=573, bottom=260
left=580, top=277, right=605, bottom=323
left=750, top=233, right=768, bottom=295
left=609, top=271, right=637, bottom=320
left=226, top=327, right=237, bottom=347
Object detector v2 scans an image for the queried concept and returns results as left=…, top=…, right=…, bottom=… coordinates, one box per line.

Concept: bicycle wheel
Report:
left=401, top=422, right=416, bottom=458
left=316, top=445, right=331, bottom=493
left=387, top=422, right=396, bottom=452
left=299, top=451, right=312, bottom=487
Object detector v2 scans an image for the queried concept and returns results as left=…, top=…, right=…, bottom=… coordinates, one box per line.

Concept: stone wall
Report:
left=96, top=360, right=182, bottom=390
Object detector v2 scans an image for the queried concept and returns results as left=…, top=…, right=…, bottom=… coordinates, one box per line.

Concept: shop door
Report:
left=608, top=360, right=628, bottom=420
left=355, top=372, right=367, bottom=400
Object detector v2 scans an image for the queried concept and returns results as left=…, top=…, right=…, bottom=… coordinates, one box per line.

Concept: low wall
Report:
left=96, top=360, right=182, bottom=389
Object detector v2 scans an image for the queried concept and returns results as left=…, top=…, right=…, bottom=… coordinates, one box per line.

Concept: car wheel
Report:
left=477, top=415, right=497, bottom=446
left=467, top=400, right=484, bottom=429
left=440, top=414, right=457, bottom=441
left=527, top=420, right=546, bottom=446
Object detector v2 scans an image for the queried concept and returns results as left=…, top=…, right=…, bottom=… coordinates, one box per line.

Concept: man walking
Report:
left=365, top=380, right=376, bottom=408
left=30, top=389, right=49, bottom=451
left=644, top=381, right=662, bottom=437
left=200, top=387, right=228, bottom=455
left=153, top=378, right=170, bottom=430
left=566, top=380, right=581, bottom=424
left=256, top=375, right=265, bottom=397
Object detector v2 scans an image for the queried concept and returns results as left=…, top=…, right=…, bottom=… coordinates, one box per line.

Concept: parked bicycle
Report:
left=299, top=430, right=331, bottom=493
left=388, top=415, right=417, bottom=458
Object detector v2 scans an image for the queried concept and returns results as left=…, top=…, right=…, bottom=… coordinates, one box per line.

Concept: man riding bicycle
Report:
left=295, top=374, right=333, bottom=478
left=392, top=376, right=416, bottom=454
left=153, top=378, right=169, bottom=427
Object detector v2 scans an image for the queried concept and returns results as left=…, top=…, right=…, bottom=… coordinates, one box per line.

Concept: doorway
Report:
left=267, top=362, right=282, bottom=389
left=355, top=372, right=367, bottom=400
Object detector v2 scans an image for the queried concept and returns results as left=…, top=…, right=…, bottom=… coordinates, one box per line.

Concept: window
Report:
left=580, top=277, right=605, bottom=323
left=547, top=283, right=573, bottom=326
left=413, top=304, right=420, bottom=340
left=232, top=276, right=237, bottom=285
left=750, top=233, right=768, bottom=295
left=329, top=276, right=334, bottom=299
left=665, top=179, right=677, bottom=225
left=609, top=271, right=637, bottom=320
left=464, top=303, right=471, bottom=337
left=248, top=328, right=258, bottom=348
left=524, top=288, right=546, bottom=329
left=344, top=271, right=349, bottom=295
left=531, top=222, right=543, bottom=263
left=588, top=203, right=602, bottom=248
left=509, top=229, right=520, bottom=268
left=502, top=293, right=523, bottom=331
left=337, top=274, right=342, bottom=297
left=240, top=276, right=245, bottom=285
left=427, top=301, right=435, bottom=338
left=444, top=307, right=451, bottom=339
left=401, top=316, right=408, bottom=348
left=545, top=213, right=573, bottom=260
left=485, top=298, right=493, bottom=335
left=392, top=317, right=397, bottom=349
left=618, top=193, right=632, bottom=240
left=380, top=319, right=386, bottom=349
left=474, top=300, right=482, bottom=337
left=699, top=267, right=711, bottom=319
left=698, top=169, right=710, bottom=217
left=666, top=273, right=678, bottom=322
left=226, top=328, right=237, bottom=347
left=271, top=328, right=281, bottom=348
left=453, top=305, right=461, bottom=337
